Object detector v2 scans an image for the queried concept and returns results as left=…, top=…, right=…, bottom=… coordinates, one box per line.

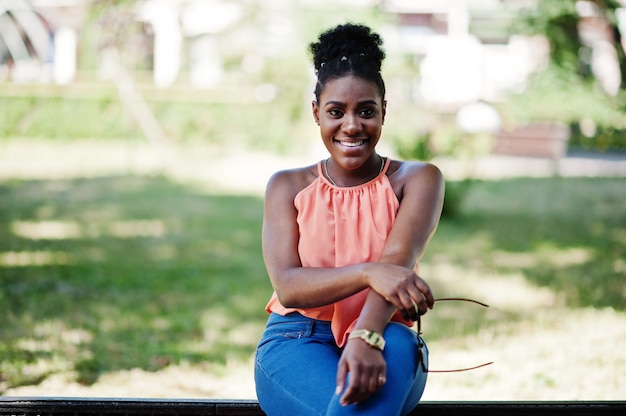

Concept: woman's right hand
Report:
left=364, top=262, right=434, bottom=321
left=336, top=336, right=387, bottom=406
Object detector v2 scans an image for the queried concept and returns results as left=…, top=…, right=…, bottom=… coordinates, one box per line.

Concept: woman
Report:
left=254, top=23, right=445, bottom=416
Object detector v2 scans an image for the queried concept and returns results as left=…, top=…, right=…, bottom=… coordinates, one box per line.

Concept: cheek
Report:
left=319, top=120, right=338, bottom=134
left=366, top=120, right=383, bottom=133
left=320, top=126, right=334, bottom=140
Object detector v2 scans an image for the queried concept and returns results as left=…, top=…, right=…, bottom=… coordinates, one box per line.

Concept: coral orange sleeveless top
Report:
left=265, top=157, right=414, bottom=346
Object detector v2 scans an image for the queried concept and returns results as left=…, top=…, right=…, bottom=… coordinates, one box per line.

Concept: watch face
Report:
left=365, top=331, right=384, bottom=349
left=349, top=329, right=385, bottom=350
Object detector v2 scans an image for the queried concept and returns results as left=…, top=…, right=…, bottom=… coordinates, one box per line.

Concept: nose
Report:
left=342, top=113, right=362, bottom=135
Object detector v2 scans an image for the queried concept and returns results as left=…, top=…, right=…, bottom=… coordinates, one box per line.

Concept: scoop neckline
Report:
left=318, top=157, right=389, bottom=190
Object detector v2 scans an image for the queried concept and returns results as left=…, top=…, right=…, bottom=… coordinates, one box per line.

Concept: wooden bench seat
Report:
left=2, top=397, right=625, bottom=416
left=493, top=122, right=571, bottom=159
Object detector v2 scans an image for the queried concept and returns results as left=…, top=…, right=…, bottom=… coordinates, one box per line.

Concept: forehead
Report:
left=320, top=75, right=382, bottom=105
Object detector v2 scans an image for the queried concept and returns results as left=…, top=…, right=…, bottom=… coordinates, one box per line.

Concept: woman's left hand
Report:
left=335, top=338, right=387, bottom=406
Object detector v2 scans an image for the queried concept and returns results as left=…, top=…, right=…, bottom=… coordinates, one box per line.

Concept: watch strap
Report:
left=348, top=329, right=386, bottom=351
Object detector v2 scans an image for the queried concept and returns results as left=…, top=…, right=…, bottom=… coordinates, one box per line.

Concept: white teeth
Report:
left=340, top=141, right=364, bottom=147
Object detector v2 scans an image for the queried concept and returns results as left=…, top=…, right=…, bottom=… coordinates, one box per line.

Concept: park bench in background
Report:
left=493, top=122, right=571, bottom=160
left=2, top=397, right=625, bottom=416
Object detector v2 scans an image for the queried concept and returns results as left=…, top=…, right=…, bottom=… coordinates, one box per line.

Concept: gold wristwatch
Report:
left=348, top=329, right=386, bottom=351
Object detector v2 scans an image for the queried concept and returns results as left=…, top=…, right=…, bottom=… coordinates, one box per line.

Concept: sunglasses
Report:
left=417, top=297, right=494, bottom=373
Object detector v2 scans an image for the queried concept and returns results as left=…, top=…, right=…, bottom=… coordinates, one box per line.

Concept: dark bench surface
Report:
left=1, top=397, right=625, bottom=416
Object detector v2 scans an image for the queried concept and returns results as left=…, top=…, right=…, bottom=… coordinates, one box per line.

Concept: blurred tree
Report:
left=518, top=0, right=625, bottom=96
left=88, top=0, right=174, bottom=161
left=508, top=0, right=626, bottom=153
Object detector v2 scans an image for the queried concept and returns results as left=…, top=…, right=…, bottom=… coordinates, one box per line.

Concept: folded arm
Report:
left=337, top=161, right=444, bottom=406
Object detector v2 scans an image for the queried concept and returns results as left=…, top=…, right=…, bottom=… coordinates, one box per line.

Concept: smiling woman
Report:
left=313, top=75, right=386, bottom=185
left=254, top=23, right=445, bottom=416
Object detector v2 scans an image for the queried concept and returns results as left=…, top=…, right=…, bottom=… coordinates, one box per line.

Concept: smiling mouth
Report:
left=335, top=139, right=367, bottom=147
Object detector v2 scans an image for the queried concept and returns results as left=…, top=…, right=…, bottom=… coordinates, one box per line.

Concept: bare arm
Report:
left=337, top=162, right=444, bottom=406
left=262, top=168, right=370, bottom=308
left=358, top=161, right=444, bottom=330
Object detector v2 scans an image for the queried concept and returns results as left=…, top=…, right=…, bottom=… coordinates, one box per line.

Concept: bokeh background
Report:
left=1, top=0, right=625, bottom=400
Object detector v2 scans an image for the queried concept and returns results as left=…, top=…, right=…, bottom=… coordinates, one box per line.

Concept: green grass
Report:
left=0, top=176, right=269, bottom=388
left=0, top=88, right=309, bottom=156
left=431, top=177, right=626, bottom=310
left=1, top=174, right=625, bottom=391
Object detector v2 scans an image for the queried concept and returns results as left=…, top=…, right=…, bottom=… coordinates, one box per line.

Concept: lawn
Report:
left=1, top=141, right=625, bottom=399
left=0, top=174, right=269, bottom=388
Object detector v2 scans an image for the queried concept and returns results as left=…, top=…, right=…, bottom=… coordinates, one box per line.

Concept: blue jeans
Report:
left=254, top=312, right=428, bottom=416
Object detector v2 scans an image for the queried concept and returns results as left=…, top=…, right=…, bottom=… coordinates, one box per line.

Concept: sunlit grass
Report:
left=427, top=177, right=626, bottom=309
left=0, top=175, right=268, bottom=388
left=1, top=166, right=624, bottom=394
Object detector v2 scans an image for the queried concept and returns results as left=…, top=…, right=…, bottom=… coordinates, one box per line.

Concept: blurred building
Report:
left=3, top=0, right=621, bottom=108
left=380, top=0, right=550, bottom=112
left=0, top=0, right=84, bottom=83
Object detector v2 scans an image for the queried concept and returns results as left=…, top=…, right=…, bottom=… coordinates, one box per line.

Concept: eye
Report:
left=359, top=108, right=376, bottom=118
left=328, top=108, right=344, bottom=118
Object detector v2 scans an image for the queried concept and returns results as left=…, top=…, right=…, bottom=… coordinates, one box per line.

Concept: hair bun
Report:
left=310, top=23, right=385, bottom=72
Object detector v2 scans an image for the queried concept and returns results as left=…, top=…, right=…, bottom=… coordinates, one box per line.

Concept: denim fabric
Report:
left=254, top=312, right=428, bottom=416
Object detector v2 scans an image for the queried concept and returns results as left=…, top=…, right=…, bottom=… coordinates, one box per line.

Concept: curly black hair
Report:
left=309, top=23, right=386, bottom=101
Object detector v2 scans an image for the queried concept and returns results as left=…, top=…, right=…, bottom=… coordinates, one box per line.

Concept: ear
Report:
left=312, top=100, right=320, bottom=125
left=381, top=100, right=387, bottom=125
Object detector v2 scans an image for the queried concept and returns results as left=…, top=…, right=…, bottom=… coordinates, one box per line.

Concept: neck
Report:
left=325, top=154, right=384, bottom=187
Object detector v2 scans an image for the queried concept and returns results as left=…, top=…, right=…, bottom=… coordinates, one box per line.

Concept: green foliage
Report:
left=515, top=0, right=626, bottom=85
left=0, top=83, right=141, bottom=139
left=516, top=0, right=581, bottom=72
left=393, top=132, right=434, bottom=162
left=442, top=179, right=474, bottom=218
left=0, top=81, right=308, bottom=152
left=501, top=65, right=611, bottom=121
left=499, top=65, right=626, bottom=151
left=508, top=0, right=626, bottom=152
left=0, top=96, right=137, bottom=139
left=569, top=122, right=626, bottom=152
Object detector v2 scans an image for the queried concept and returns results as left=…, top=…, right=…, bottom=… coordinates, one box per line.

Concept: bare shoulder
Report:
left=265, top=163, right=318, bottom=200
left=388, top=159, right=443, bottom=186
left=390, top=159, right=442, bottom=178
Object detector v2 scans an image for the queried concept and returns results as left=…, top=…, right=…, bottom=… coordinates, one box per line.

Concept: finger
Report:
left=398, top=292, right=420, bottom=320
left=391, top=290, right=423, bottom=321
left=336, top=361, right=347, bottom=396
left=409, top=286, right=432, bottom=315
left=416, top=279, right=435, bottom=308
left=388, top=295, right=414, bottom=321
left=404, top=285, right=426, bottom=318
left=387, top=293, right=408, bottom=315
left=350, top=373, right=374, bottom=405
left=340, top=371, right=360, bottom=406
left=362, top=366, right=380, bottom=393
left=346, top=365, right=378, bottom=405
left=412, top=294, right=428, bottom=316
left=374, top=373, right=386, bottom=391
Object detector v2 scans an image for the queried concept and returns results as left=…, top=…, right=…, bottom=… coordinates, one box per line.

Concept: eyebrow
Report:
left=323, top=99, right=379, bottom=108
